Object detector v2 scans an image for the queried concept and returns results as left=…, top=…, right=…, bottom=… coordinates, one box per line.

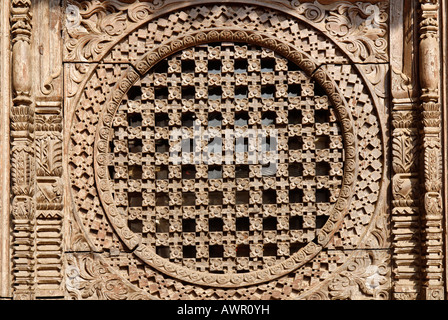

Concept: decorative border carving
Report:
left=65, top=253, right=153, bottom=300
left=64, top=0, right=389, bottom=64
left=10, top=0, right=35, bottom=300
left=418, top=0, right=445, bottom=300
left=389, top=0, right=422, bottom=300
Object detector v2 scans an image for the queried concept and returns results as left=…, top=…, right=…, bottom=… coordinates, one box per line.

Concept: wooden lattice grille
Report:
left=108, top=42, right=344, bottom=274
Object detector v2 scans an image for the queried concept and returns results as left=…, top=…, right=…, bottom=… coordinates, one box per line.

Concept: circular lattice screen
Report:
left=95, top=40, right=352, bottom=287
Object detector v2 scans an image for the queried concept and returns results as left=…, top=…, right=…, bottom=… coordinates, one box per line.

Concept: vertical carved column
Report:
left=418, top=0, right=445, bottom=300
left=32, top=0, right=64, bottom=298
left=10, top=0, right=35, bottom=300
left=390, top=0, right=422, bottom=300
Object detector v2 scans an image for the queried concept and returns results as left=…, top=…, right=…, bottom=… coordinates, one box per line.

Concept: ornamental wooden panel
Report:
left=1, top=0, right=446, bottom=300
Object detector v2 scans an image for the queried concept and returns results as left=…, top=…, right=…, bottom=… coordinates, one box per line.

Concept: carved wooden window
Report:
left=7, top=0, right=447, bottom=301
left=60, top=0, right=396, bottom=300
left=108, top=42, right=345, bottom=274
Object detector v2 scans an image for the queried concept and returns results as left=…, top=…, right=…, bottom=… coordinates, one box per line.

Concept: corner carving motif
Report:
left=63, top=0, right=388, bottom=64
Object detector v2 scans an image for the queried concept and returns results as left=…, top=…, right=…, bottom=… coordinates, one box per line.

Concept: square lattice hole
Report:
left=288, top=84, right=302, bottom=97
left=235, top=86, right=248, bottom=99
left=183, top=246, right=196, bottom=258
left=235, top=165, right=250, bottom=178
left=155, top=113, right=169, bottom=127
left=156, top=165, right=169, bottom=179
left=289, top=216, right=303, bottom=230
left=316, top=189, right=331, bottom=203
left=288, top=109, right=302, bottom=124
left=181, top=138, right=194, bottom=153
left=209, top=245, right=224, bottom=258
left=261, top=163, right=277, bottom=176
left=128, top=192, right=142, bottom=207
left=208, top=165, right=222, bottom=179
left=261, top=111, right=276, bottom=126
left=235, top=112, right=249, bottom=126
left=156, top=193, right=169, bottom=206
left=182, top=112, right=196, bottom=127
left=235, top=59, right=248, bottom=73
left=156, top=218, right=170, bottom=233
left=288, top=60, right=301, bottom=71
left=290, top=243, right=305, bottom=255
left=289, top=189, right=304, bottom=203
left=261, top=58, right=276, bottom=72
left=208, top=112, right=222, bottom=127
left=127, top=86, right=142, bottom=100
left=153, top=60, right=169, bottom=74
left=108, top=166, right=115, bottom=179
left=262, top=190, right=277, bottom=204
left=263, top=217, right=277, bottom=230
left=209, top=218, right=223, bottom=232
left=155, top=139, right=169, bottom=153
left=129, top=139, right=143, bottom=153
left=208, top=86, right=222, bottom=100
left=183, top=192, right=196, bottom=206
left=261, top=85, right=275, bottom=99
left=235, top=137, right=248, bottom=153
left=315, top=136, right=330, bottom=149
left=236, top=217, right=250, bottom=231
left=182, top=219, right=196, bottom=232
left=314, top=84, right=327, bottom=97
left=182, top=60, right=195, bottom=73
left=208, top=60, right=221, bottom=74
left=263, top=244, right=278, bottom=256
left=209, top=192, right=223, bottom=205
left=127, top=113, right=142, bottom=127
left=315, top=109, right=329, bottom=123
left=316, top=162, right=331, bottom=176
left=128, top=220, right=143, bottom=233
left=182, top=165, right=196, bottom=179
left=316, top=216, right=329, bottom=229
left=236, top=244, right=250, bottom=257
left=289, top=163, right=303, bottom=177
left=182, top=86, right=195, bottom=100
left=155, top=87, right=169, bottom=100
left=288, top=137, right=303, bottom=150
left=236, top=191, right=250, bottom=204
left=128, top=165, right=142, bottom=180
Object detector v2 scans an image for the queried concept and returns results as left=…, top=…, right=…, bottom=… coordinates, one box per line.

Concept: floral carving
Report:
left=66, top=254, right=152, bottom=300
left=392, top=129, right=418, bottom=174
left=65, top=0, right=165, bottom=61
left=290, top=1, right=388, bottom=63
left=64, top=0, right=388, bottom=64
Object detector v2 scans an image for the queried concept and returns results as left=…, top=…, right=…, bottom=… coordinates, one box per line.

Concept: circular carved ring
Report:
left=94, top=29, right=357, bottom=287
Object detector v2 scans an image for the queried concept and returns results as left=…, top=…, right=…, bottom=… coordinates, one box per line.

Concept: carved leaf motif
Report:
left=425, top=145, right=442, bottom=192
left=36, top=137, right=63, bottom=176
left=66, top=254, right=151, bottom=300
left=291, top=1, right=389, bottom=63
left=11, top=145, right=34, bottom=196
left=392, top=130, right=417, bottom=174
left=65, top=0, right=165, bottom=61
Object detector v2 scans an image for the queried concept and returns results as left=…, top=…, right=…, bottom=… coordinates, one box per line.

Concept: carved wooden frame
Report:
left=1, top=0, right=446, bottom=300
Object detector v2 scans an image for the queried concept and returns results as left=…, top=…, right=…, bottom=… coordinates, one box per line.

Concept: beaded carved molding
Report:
left=66, top=0, right=389, bottom=299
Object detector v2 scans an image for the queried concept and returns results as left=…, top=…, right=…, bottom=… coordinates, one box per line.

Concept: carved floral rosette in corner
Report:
left=65, top=0, right=390, bottom=299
